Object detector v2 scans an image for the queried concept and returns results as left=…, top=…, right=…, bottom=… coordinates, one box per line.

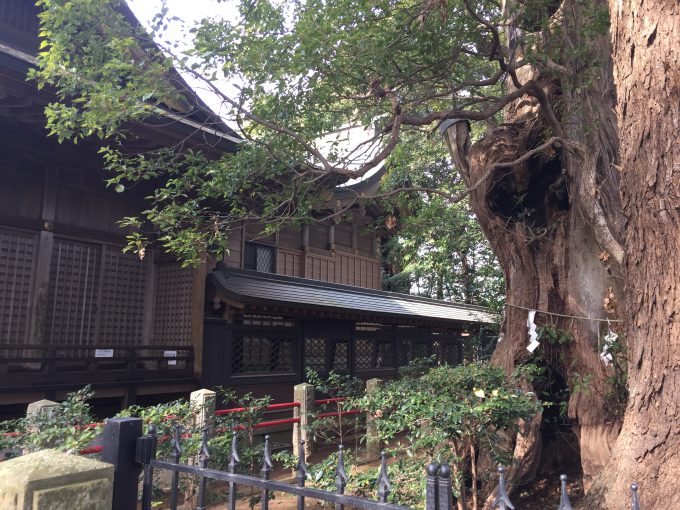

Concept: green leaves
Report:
left=359, top=360, right=541, bottom=500
left=34, top=0, right=509, bottom=265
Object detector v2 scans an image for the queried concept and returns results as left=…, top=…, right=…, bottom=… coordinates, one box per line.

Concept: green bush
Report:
left=355, top=359, right=542, bottom=507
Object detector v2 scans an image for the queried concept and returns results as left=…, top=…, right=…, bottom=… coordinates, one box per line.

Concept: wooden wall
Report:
left=0, top=133, right=198, bottom=352
left=223, top=220, right=381, bottom=289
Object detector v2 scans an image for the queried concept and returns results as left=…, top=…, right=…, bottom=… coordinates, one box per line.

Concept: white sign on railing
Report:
left=95, top=349, right=114, bottom=358
left=164, top=350, right=177, bottom=366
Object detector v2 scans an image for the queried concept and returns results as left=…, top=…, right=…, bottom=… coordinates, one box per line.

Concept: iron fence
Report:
left=100, top=418, right=642, bottom=510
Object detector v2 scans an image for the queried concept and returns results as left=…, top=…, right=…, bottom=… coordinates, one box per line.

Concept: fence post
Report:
left=293, top=383, right=314, bottom=461
left=426, top=463, right=439, bottom=510
left=191, top=388, right=216, bottom=435
left=26, top=399, right=59, bottom=422
left=365, top=378, right=383, bottom=459
left=100, top=417, right=143, bottom=510
left=438, top=463, right=453, bottom=510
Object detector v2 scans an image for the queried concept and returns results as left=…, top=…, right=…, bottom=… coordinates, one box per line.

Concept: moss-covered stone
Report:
left=0, top=449, right=113, bottom=510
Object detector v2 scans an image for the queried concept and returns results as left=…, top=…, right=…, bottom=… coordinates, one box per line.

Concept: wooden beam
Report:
left=28, top=230, right=53, bottom=345
left=191, top=261, right=208, bottom=379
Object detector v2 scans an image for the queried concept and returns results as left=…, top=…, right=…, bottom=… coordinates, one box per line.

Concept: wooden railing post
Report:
left=293, top=383, right=314, bottom=461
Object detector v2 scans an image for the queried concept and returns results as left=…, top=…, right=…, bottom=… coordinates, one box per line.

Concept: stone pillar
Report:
left=0, top=449, right=113, bottom=510
left=190, top=388, right=216, bottom=435
left=293, top=383, right=315, bottom=461
left=365, top=378, right=383, bottom=459
left=26, top=399, right=59, bottom=421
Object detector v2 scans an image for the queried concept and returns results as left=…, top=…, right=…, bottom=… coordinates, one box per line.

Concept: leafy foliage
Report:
left=379, top=135, right=504, bottom=311
left=305, top=369, right=365, bottom=450
left=32, top=0, right=519, bottom=265
left=357, top=360, right=541, bottom=502
left=0, top=386, right=100, bottom=456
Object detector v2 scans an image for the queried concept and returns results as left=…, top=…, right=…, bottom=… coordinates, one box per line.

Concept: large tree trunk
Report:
left=583, top=1, right=680, bottom=507
left=444, top=0, right=627, bottom=498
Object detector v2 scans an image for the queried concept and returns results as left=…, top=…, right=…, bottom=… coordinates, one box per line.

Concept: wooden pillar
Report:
left=328, top=224, right=335, bottom=251
left=302, top=225, right=310, bottom=278
left=29, top=168, right=58, bottom=345
left=191, top=261, right=208, bottom=378
left=140, top=250, right=156, bottom=346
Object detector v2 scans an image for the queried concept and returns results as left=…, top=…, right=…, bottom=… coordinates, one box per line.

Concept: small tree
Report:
left=305, top=369, right=364, bottom=452
left=358, top=361, right=541, bottom=510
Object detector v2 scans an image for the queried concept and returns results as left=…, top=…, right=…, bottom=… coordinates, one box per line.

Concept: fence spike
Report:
left=262, top=435, right=274, bottom=475
left=171, top=425, right=183, bottom=460
left=377, top=451, right=392, bottom=503
left=557, top=474, right=573, bottom=510
left=199, top=426, right=210, bottom=466
left=229, top=433, right=240, bottom=471
left=631, top=483, right=640, bottom=510
left=169, top=425, right=183, bottom=510
left=336, top=444, right=349, bottom=485
left=297, top=440, right=310, bottom=479
left=491, top=465, right=515, bottom=510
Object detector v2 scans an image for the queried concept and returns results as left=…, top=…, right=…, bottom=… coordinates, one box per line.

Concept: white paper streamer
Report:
left=599, top=322, right=618, bottom=366
left=526, top=310, right=540, bottom=352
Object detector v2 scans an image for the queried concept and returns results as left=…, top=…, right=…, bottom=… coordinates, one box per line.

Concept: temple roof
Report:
left=209, top=267, right=497, bottom=324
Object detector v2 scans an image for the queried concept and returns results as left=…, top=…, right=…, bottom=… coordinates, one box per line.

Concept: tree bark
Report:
left=582, top=1, right=680, bottom=507
left=445, top=0, right=628, bottom=499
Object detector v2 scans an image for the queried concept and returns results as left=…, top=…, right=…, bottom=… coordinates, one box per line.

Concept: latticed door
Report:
left=46, top=238, right=102, bottom=346
left=152, top=262, right=194, bottom=346
left=0, top=228, right=38, bottom=346
left=45, top=238, right=150, bottom=349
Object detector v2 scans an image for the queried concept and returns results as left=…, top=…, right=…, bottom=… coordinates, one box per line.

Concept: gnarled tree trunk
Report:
left=444, top=0, right=627, bottom=499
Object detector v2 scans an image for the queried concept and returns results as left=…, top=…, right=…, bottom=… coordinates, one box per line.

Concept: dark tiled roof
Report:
left=209, top=268, right=497, bottom=324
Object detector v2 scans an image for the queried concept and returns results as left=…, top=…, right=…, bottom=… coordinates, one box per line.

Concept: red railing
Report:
left=316, top=409, right=362, bottom=419
left=314, top=397, right=346, bottom=406
left=78, top=445, right=103, bottom=455
left=215, top=401, right=300, bottom=416
left=214, top=400, right=302, bottom=432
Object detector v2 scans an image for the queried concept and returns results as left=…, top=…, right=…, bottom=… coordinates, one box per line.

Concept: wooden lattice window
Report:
left=0, top=229, right=38, bottom=345
left=244, top=242, right=275, bottom=273
left=47, top=238, right=102, bottom=346
left=354, top=323, right=395, bottom=369
left=397, top=326, right=431, bottom=366
left=231, top=334, right=294, bottom=375
left=46, top=238, right=149, bottom=348
left=98, top=247, right=148, bottom=346
left=152, top=262, right=193, bottom=346
left=304, top=337, right=349, bottom=374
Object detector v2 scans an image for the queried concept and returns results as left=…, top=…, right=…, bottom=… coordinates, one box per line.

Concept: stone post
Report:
left=187, top=389, right=216, bottom=506
left=0, top=449, right=114, bottom=510
left=26, top=399, right=59, bottom=421
left=365, top=378, right=383, bottom=459
left=190, top=388, right=216, bottom=435
left=293, top=383, right=314, bottom=461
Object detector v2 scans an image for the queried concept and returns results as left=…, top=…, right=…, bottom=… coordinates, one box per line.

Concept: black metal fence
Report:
left=100, top=417, right=641, bottom=510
